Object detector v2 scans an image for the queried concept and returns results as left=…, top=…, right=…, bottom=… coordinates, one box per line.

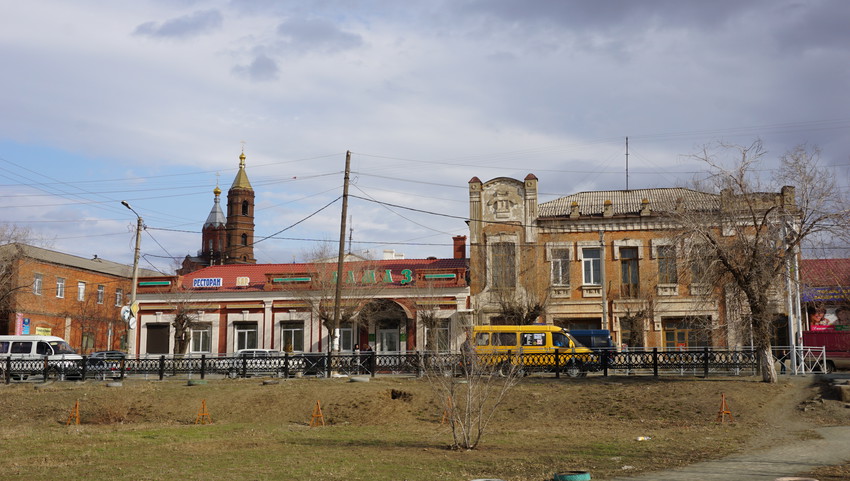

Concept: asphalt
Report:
left=608, top=375, right=850, bottom=481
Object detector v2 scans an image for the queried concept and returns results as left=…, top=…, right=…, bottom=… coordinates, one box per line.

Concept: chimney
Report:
left=453, top=235, right=467, bottom=259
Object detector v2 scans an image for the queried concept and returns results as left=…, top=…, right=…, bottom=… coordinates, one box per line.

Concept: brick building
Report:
left=468, top=174, right=794, bottom=349
left=0, top=243, right=158, bottom=353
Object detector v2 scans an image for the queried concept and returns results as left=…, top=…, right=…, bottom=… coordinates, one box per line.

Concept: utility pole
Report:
left=121, top=200, right=143, bottom=358
left=332, top=151, right=352, bottom=353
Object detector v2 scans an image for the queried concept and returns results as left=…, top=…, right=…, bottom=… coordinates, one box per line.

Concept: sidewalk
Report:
left=608, top=425, right=850, bottom=481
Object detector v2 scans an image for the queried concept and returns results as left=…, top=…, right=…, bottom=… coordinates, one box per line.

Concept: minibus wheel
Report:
left=564, top=361, right=582, bottom=378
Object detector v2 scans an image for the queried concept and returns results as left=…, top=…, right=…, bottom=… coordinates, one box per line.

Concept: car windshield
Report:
left=49, top=340, right=77, bottom=355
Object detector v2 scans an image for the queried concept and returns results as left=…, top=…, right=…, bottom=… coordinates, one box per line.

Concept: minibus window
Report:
left=49, top=341, right=77, bottom=355
left=566, top=334, right=585, bottom=348
left=552, top=333, right=570, bottom=348
left=521, top=333, right=545, bottom=346
left=494, top=333, right=517, bottom=346
left=475, top=333, right=489, bottom=346
left=0, top=341, right=8, bottom=353
left=36, top=342, right=52, bottom=355
left=11, top=342, right=31, bottom=354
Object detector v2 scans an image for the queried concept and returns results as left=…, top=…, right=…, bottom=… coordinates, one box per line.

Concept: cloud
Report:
left=275, top=17, right=363, bottom=53
left=232, top=53, right=280, bottom=81
left=134, top=9, right=223, bottom=39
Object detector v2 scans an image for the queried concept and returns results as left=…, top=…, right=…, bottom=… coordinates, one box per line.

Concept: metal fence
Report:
left=3, top=346, right=825, bottom=383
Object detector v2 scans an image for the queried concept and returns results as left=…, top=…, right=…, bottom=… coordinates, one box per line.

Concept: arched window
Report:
left=241, top=233, right=248, bottom=246
left=242, top=200, right=249, bottom=216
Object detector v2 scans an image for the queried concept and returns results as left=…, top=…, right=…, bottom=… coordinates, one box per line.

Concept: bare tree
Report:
left=282, top=253, right=387, bottom=352
left=424, top=343, right=522, bottom=450
left=675, top=141, right=849, bottom=383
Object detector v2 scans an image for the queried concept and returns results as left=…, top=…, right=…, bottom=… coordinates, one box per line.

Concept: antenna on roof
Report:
left=625, top=136, right=629, bottom=191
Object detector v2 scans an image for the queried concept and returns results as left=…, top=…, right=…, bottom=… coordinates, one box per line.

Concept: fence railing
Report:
left=0, top=346, right=830, bottom=383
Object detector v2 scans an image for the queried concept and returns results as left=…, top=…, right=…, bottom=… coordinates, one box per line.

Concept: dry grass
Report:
left=0, top=374, right=846, bottom=480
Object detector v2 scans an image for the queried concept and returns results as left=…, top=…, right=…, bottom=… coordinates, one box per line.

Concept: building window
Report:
left=491, top=242, right=516, bottom=288
left=551, top=247, right=570, bottom=287
left=582, top=248, right=601, bottom=285
left=241, top=200, right=249, bottom=216
left=426, top=321, right=450, bottom=352
left=235, top=323, right=258, bottom=351
left=96, top=285, right=105, bottom=304
left=280, top=322, right=304, bottom=352
left=663, top=318, right=710, bottom=348
left=77, top=281, right=86, bottom=302
left=620, top=247, right=639, bottom=298
left=33, top=273, right=43, bottom=295
left=190, top=326, right=212, bottom=353
left=56, top=278, right=65, bottom=298
left=339, top=323, right=353, bottom=351
left=81, top=331, right=95, bottom=352
left=115, top=288, right=123, bottom=307
left=657, top=245, right=678, bottom=284
left=241, top=233, right=248, bottom=246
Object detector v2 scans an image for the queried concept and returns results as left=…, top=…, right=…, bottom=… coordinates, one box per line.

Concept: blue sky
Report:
left=1, top=0, right=849, bottom=273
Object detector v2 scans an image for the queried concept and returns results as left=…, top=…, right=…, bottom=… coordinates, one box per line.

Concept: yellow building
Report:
left=468, top=174, right=794, bottom=349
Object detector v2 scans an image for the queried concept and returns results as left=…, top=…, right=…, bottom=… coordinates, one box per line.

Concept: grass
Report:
left=0, top=374, right=838, bottom=480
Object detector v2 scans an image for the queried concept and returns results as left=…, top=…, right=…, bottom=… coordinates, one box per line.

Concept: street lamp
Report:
left=122, top=200, right=143, bottom=358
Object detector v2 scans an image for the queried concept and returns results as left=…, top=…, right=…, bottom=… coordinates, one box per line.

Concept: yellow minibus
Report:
left=471, top=324, right=596, bottom=377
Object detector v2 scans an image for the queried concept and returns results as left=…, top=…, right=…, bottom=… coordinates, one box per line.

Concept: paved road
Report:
left=607, top=425, right=850, bottom=481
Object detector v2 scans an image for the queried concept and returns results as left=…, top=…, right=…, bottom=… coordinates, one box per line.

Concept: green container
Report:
left=553, top=471, right=591, bottom=481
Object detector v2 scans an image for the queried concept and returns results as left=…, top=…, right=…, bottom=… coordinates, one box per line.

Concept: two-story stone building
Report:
left=0, top=243, right=158, bottom=352
left=468, top=174, right=793, bottom=349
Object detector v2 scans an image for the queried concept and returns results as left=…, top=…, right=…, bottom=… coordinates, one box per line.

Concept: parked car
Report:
left=219, top=349, right=282, bottom=378
left=86, top=351, right=127, bottom=379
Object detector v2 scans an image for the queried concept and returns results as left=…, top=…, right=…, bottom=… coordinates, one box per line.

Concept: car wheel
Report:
left=227, top=370, right=239, bottom=379
left=564, top=362, right=582, bottom=378
left=826, top=360, right=836, bottom=374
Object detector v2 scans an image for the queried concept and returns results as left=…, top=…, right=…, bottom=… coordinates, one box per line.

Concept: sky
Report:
left=1, top=0, right=849, bottom=273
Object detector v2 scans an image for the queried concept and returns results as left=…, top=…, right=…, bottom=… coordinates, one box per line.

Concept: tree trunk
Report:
left=758, top=345, right=777, bottom=383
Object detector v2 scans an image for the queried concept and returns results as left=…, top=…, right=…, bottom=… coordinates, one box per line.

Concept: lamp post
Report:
left=122, top=200, right=143, bottom=358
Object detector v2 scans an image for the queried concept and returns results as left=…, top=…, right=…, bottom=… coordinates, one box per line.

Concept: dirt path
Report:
left=608, top=375, right=850, bottom=481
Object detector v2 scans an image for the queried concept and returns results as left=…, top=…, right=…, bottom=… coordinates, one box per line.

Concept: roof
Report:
left=177, top=257, right=468, bottom=291
left=801, top=259, right=850, bottom=288
left=538, top=187, right=719, bottom=218
left=204, top=189, right=226, bottom=227
left=0, top=243, right=160, bottom=278
left=230, top=152, right=253, bottom=190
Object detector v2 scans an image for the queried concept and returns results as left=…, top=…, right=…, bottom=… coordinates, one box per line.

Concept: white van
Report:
left=0, top=335, right=83, bottom=380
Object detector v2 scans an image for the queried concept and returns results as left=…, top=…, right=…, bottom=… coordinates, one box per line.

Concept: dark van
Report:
left=568, top=330, right=615, bottom=349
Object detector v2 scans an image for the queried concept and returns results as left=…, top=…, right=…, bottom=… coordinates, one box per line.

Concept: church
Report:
left=177, top=150, right=256, bottom=275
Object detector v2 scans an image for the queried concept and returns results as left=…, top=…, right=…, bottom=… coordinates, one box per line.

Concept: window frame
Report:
left=33, top=273, right=43, bottom=295
left=550, top=247, right=570, bottom=287
left=581, top=248, right=601, bottom=286
left=490, top=241, right=516, bottom=289
left=96, top=284, right=105, bottom=304
left=114, top=288, right=123, bottom=307
left=620, top=246, right=640, bottom=298
left=656, top=244, right=678, bottom=285
left=77, top=281, right=86, bottom=302
left=190, top=325, right=212, bottom=353
left=56, top=278, right=65, bottom=299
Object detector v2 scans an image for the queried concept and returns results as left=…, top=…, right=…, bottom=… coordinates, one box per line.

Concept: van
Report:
left=471, top=325, right=596, bottom=377
left=0, top=335, right=83, bottom=380
left=569, top=329, right=615, bottom=349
